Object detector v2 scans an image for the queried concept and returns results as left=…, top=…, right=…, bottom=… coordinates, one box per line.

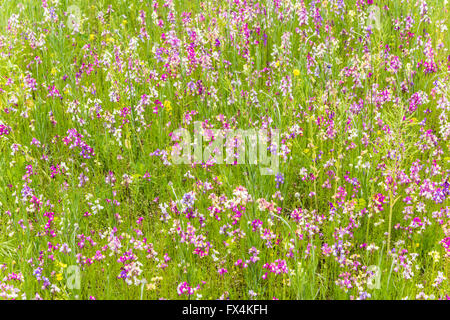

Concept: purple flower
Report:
left=275, top=173, right=284, bottom=188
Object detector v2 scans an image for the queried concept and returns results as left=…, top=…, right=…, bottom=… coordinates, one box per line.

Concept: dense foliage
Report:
left=0, top=0, right=448, bottom=300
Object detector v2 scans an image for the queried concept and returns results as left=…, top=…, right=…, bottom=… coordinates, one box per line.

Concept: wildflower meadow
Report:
left=0, top=0, right=449, bottom=301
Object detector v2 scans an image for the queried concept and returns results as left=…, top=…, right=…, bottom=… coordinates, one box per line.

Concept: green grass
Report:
left=0, top=0, right=448, bottom=300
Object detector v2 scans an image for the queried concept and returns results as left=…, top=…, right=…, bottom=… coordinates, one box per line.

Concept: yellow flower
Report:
left=428, top=251, right=440, bottom=263
left=293, top=69, right=300, bottom=76
left=124, top=138, right=131, bottom=149
left=89, top=34, right=95, bottom=41
left=51, top=68, right=57, bottom=75
left=56, top=273, right=63, bottom=281
left=164, top=100, right=172, bottom=116
left=122, top=19, right=128, bottom=25
left=146, top=283, right=156, bottom=291
left=25, top=99, right=34, bottom=108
